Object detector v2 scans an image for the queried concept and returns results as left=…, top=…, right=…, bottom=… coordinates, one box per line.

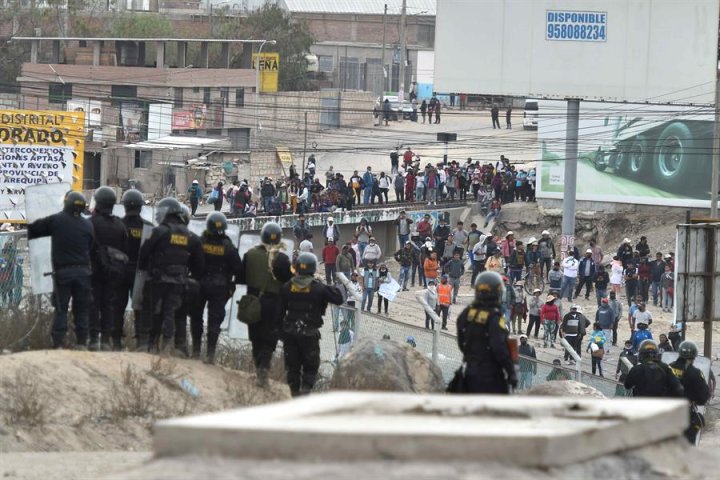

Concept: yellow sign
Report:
left=0, top=109, right=85, bottom=222
left=252, top=52, right=280, bottom=93
left=276, top=146, right=293, bottom=170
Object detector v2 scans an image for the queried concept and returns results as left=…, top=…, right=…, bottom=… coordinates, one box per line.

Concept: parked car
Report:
left=523, top=99, right=539, bottom=130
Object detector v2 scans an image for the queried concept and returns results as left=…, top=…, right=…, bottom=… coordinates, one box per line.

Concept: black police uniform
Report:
left=279, top=275, right=343, bottom=396
left=117, top=212, right=147, bottom=347
left=624, top=360, right=685, bottom=398
left=89, top=211, right=129, bottom=349
left=238, top=245, right=293, bottom=374
left=190, top=231, right=243, bottom=359
left=138, top=217, right=204, bottom=350
left=173, top=230, right=202, bottom=356
left=670, top=359, right=711, bottom=444
left=27, top=210, right=95, bottom=348
left=456, top=305, right=516, bottom=393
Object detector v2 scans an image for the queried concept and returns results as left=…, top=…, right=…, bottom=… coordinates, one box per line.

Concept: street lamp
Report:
left=255, top=39, right=277, bottom=144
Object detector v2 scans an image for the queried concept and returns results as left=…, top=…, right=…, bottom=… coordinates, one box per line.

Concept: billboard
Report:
left=172, top=104, right=223, bottom=130
left=252, top=52, right=279, bottom=93
left=535, top=99, right=714, bottom=207
left=66, top=99, right=103, bottom=142
left=0, top=109, right=85, bottom=222
left=434, top=0, right=719, bottom=103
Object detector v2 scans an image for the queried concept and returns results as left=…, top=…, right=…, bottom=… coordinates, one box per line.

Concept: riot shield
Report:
left=24, top=183, right=72, bottom=294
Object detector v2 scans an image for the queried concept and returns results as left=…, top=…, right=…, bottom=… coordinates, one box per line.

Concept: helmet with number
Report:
left=93, top=186, right=117, bottom=214
left=121, top=189, right=144, bottom=215
left=678, top=341, right=699, bottom=361
left=206, top=212, right=227, bottom=236
left=155, top=197, right=183, bottom=224
left=473, top=271, right=504, bottom=305
left=63, top=191, right=87, bottom=216
left=261, top=222, right=282, bottom=245
left=638, top=339, right=659, bottom=363
left=295, top=252, right=317, bottom=275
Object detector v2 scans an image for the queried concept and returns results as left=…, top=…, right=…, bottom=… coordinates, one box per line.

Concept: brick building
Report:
left=280, top=0, right=436, bottom=96
left=13, top=36, right=261, bottom=197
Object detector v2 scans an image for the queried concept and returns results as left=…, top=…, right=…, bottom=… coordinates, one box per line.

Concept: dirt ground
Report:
left=0, top=350, right=290, bottom=453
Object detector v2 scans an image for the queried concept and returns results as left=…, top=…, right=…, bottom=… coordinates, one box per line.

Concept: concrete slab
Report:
left=154, top=392, right=689, bottom=468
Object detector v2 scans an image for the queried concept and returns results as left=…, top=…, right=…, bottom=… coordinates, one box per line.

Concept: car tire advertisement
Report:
left=535, top=100, right=714, bottom=207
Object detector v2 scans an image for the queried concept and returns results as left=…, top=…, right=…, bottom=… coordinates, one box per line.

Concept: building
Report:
left=13, top=36, right=263, bottom=197
left=280, top=0, right=436, bottom=97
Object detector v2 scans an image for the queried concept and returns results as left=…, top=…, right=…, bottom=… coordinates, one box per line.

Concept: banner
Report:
left=535, top=100, right=714, bottom=208
left=172, top=104, right=223, bottom=130
left=252, top=52, right=280, bottom=93
left=0, top=109, right=85, bottom=223
left=67, top=99, right=103, bottom=142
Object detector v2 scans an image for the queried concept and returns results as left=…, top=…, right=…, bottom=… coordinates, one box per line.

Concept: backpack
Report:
left=208, top=189, right=219, bottom=203
left=97, top=245, right=129, bottom=278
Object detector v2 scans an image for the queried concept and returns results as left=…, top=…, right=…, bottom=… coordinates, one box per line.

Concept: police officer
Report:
left=117, top=189, right=148, bottom=350
left=456, top=271, right=517, bottom=393
left=190, top=212, right=242, bottom=363
left=669, top=341, right=711, bottom=445
left=172, top=204, right=201, bottom=357
left=27, top=191, right=94, bottom=349
left=138, top=197, right=204, bottom=354
left=88, top=186, right=129, bottom=351
left=624, top=339, right=684, bottom=398
left=279, top=252, right=343, bottom=396
left=238, top=222, right=293, bottom=387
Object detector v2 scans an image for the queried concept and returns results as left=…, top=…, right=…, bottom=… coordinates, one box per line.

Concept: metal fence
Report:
left=0, top=230, right=32, bottom=308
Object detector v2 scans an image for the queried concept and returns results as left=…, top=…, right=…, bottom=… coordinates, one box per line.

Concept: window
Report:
left=192, top=87, right=200, bottom=93
left=48, top=83, right=72, bottom=104
left=417, top=24, right=435, bottom=48
left=220, top=87, right=229, bottom=107
left=134, top=150, right=152, bottom=168
left=111, top=85, right=137, bottom=106
left=174, top=87, right=183, bottom=108
left=318, top=55, right=334, bottom=73
left=203, top=87, right=211, bottom=105
left=235, top=88, right=245, bottom=107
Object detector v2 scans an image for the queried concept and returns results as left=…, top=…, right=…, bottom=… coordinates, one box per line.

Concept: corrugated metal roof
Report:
left=281, top=0, right=435, bottom=16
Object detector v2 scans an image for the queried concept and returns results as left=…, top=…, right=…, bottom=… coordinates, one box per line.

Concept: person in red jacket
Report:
left=405, top=169, right=417, bottom=202
left=322, top=240, right=341, bottom=285
left=540, top=294, right=561, bottom=348
left=637, top=256, right=652, bottom=303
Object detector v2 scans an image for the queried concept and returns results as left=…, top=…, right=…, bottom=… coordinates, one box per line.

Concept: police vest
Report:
left=244, top=246, right=283, bottom=294
left=462, top=306, right=506, bottom=362
left=202, top=235, right=233, bottom=284
left=284, top=279, right=323, bottom=334
left=150, top=223, right=191, bottom=279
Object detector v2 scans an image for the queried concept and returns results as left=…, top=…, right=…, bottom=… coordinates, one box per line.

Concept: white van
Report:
left=523, top=99, right=539, bottom=130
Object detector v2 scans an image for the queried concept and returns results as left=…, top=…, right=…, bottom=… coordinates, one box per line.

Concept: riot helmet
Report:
left=155, top=197, right=183, bottom=224
left=179, top=204, right=191, bottom=225
left=638, top=339, right=659, bottom=363
left=678, top=341, right=698, bottom=361
left=261, top=222, right=282, bottom=245
left=93, top=186, right=117, bottom=215
left=295, top=252, right=317, bottom=275
left=121, top=189, right=144, bottom=216
left=206, top=212, right=227, bottom=236
left=63, top=191, right=87, bottom=216
left=473, top=271, right=504, bottom=305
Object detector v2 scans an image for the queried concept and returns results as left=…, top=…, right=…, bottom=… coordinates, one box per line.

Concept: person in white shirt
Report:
left=361, top=236, right=382, bottom=267
left=560, top=251, right=579, bottom=302
left=297, top=184, right=309, bottom=214
left=299, top=233, right=314, bottom=253
left=471, top=234, right=488, bottom=284
left=325, top=218, right=340, bottom=243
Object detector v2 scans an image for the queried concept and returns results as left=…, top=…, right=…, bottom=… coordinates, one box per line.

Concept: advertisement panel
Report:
left=535, top=100, right=714, bottom=207
left=172, top=104, right=223, bottom=131
left=0, top=109, right=85, bottom=223
left=252, top=52, right=280, bottom=93
left=434, top=0, right=719, bottom=103
left=66, top=99, right=103, bottom=142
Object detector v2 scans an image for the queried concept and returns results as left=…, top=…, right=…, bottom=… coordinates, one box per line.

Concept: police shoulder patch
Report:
left=671, top=367, right=684, bottom=379
left=498, top=314, right=508, bottom=332
left=170, top=233, right=189, bottom=246
left=129, top=228, right=142, bottom=239
left=290, top=284, right=311, bottom=293
left=468, top=308, right=489, bottom=325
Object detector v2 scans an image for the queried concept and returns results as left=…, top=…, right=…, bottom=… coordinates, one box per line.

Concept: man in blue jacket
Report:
left=362, top=167, right=374, bottom=204
left=574, top=248, right=596, bottom=300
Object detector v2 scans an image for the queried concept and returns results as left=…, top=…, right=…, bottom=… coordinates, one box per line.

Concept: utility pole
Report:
left=561, top=99, right=580, bottom=258
left=711, top=67, right=720, bottom=218
left=380, top=3, right=387, bottom=94
left=302, top=112, right=308, bottom=175
left=398, top=0, right=407, bottom=106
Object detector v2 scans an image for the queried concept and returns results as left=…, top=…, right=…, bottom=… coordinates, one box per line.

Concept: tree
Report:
left=215, top=3, right=315, bottom=91
left=106, top=12, right=174, bottom=38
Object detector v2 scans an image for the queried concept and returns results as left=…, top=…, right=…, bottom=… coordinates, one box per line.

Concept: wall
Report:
left=228, top=205, right=468, bottom=261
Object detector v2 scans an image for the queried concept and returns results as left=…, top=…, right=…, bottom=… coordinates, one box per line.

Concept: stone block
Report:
left=154, top=392, right=688, bottom=468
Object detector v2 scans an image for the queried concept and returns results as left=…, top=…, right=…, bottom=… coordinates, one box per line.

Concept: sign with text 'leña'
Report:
left=434, top=0, right=719, bottom=103
left=0, top=109, right=85, bottom=223
left=252, top=52, right=280, bottom=93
